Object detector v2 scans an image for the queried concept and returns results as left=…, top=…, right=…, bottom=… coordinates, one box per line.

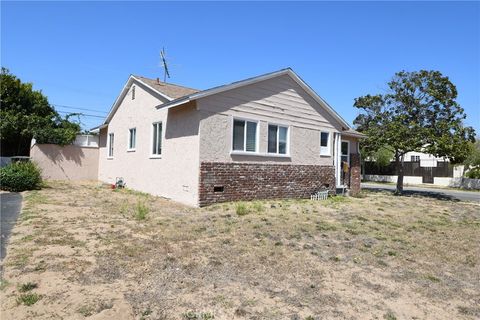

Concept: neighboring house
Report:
left=364, top=151, right=465, bottom=186
left=86, top=68, right=364, bottom=206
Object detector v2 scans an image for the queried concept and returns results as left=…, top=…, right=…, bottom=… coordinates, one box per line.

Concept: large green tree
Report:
left=0, top=68, right=80, bottom=156
left=354, top=70, right=475, bottom=194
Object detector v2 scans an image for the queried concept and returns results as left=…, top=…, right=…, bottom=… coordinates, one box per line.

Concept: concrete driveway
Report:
left=362, top=183, right=480, bottom=202
left=1, top=192, right=23, bottom=261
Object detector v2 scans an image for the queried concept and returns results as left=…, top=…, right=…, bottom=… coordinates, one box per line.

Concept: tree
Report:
left=353, top=70, right=475, bottom=194
left=361, top=145, right=394, bottom=168
left=463, top=140, right=480, bottom=179
left=0, top=68, right=80, bottom=156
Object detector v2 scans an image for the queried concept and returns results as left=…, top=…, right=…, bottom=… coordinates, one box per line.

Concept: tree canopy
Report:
left=353, top=70, right=475, bottom=193
left=463, top=140, right=480, bottom=179
left=0, top=68, right=80, bottom=156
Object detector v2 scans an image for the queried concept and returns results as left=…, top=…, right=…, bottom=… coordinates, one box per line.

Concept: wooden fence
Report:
left=364, top=161, right=454, bottom=178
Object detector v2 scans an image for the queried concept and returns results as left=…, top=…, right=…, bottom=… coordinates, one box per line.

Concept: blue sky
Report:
left=2, top=1, right=479, bottom=131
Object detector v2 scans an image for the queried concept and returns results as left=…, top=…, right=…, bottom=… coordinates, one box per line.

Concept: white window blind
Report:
left=152, top=122, right=162, bottom=155
left=232, top=119, right=257, bottom=152
left=108, top=133, right=114, bottom=157
left=320, top=132, right=330, bottom=155
left=268, top=125, right=288, bottom=155
left=128, top=128, right=136, bottom=150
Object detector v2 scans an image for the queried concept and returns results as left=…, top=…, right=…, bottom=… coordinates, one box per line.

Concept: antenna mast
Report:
left=160, top=48, right=171, bottom=83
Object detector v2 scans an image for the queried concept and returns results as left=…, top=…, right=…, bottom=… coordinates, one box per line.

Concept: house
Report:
left=88, top=68, right=363, bottom=206
left=364, top=151, right=465, bottom=186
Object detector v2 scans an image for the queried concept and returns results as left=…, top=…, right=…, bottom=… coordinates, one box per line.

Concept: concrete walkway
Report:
left=362, top=183, right=480, bottom=202
left=1, top=192, right=23, bottom=261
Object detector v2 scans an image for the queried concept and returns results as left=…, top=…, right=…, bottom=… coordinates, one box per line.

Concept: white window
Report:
left=267, top=124, right=289, bottom=155
left=320, top=132, right=330, bottom=155
left=232, top=119, right=257, bottom=152
left=128, top=128, right=136, bottom=150
left=341, top=140, right=350, bottom=164
left=108, top=133, right=114, bottom=158
left=152, top=122, right=162, bottom=156
left=131, top=85, right=135, bottom=100
left=411, top=155, right=420, bottom=162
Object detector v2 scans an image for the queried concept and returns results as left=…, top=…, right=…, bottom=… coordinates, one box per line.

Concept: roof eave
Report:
left=342, top=130, right=367, bottom=138
left=89, top=123, right=108, bottom=133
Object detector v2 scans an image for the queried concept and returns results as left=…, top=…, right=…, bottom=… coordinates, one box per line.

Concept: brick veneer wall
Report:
left=199, top=162, right=335, bottom=206
left=349, top=153, right=361, bottom=195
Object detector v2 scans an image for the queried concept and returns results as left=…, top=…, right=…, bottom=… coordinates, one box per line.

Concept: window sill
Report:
left=127, top=149, right=136, bottom=152
left=149, top=155, right=162, bottom=159
left=320, top=154, right=331, bottom=157
left=230, top=151, right=291, bottom=158
left=265, top=153, right=291, bottom=158
left=107, top=157, right=114, bottom=160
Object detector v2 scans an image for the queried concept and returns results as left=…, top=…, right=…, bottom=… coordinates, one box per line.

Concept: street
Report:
left=362, top=183, right=480, bottom=203
left=1, top=192, right=23, bottom=261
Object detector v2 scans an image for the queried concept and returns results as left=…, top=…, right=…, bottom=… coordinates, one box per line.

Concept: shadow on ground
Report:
left=363, top=187, right=460, bottom=202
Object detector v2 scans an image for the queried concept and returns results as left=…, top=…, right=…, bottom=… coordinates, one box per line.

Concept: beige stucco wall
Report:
left=197, top=74, right=358, bottom=165
left=97, top=81, right=201, bottom=206
left=31, top=144, right=99, bottom=180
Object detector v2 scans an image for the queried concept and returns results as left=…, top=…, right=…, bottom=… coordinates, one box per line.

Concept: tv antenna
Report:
left=160, top=48, right=170, bottom=83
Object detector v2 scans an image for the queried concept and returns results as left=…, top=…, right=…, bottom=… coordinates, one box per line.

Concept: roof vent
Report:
left=156, top=77, right=160, bottom=84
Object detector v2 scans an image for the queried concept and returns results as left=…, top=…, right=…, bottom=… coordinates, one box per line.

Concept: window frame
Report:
left=320, top=131, right=331, bottom=156
left=107, top=132, right=114, bottom=159
left=127, top=128, right=136, bottom=151
left=341, top=140, right=350, bottom=165
left=267, top=123, right=290, bottom=156
left=231, top=117, right=259, bottom=154
left=150, top=121, right=162, bottom=158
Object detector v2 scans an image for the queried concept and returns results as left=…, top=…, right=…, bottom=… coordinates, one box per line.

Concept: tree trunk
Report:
left=395, top=154, right=404, bottom=195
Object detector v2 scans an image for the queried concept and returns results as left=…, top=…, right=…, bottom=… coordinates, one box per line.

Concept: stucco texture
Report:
left=30, top=144, right=99, bottom=180
left=197, top=74, right=358, bottom=166
left=97, top=81, right=201, bottom=206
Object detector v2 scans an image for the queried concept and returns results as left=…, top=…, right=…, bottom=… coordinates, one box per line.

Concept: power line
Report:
left=52, top=103, right=108, bottom=114
left=57, top=111, right=105, bottom=119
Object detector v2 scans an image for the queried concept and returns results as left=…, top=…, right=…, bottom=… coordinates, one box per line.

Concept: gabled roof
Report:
left=91, top=75, right=199, bottom=131
left=92, top=68, right=365, bottom=137
left=156, top=68, right=353, bottom=131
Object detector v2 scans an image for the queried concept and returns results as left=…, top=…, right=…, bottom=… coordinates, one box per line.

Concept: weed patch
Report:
left=235, top=202, right=249, bottom=216
left=17, top=293, right=41, bottom=306
left=18, top=282, right=37, bottom=292
left=135, top=201, right=149, bottom=220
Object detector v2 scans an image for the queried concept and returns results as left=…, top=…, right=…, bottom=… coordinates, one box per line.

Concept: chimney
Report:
left=156, top=77, right=160, bottom=84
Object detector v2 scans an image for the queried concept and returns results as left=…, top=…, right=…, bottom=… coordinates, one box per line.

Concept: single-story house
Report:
left=81, top=68, right=362, bottom=206
left=363, top=151, right=465, bottom=186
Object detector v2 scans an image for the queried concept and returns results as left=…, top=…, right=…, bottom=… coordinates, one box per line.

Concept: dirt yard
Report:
left=1, top=181, right=479, bottom=320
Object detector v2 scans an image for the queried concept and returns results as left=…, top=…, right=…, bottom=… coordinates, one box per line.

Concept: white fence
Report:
left=73, top=135, right=99, bottom=148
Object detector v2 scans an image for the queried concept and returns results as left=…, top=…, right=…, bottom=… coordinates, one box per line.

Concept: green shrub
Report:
left=465, top=167, right=480, bottom=179
left=0, top=161, right=42, bottom=192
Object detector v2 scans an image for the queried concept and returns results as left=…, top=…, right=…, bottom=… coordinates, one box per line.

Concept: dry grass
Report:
left=1, top=181, right=479, bottom=319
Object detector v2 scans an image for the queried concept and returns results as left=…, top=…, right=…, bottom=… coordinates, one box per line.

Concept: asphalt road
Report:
left=1, top=192, right=23, bottom=261
left=362, top=183, right=480, bottom=203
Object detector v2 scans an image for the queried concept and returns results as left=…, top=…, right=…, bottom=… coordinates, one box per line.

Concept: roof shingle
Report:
left=134, top=75, right=199, bottom=99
